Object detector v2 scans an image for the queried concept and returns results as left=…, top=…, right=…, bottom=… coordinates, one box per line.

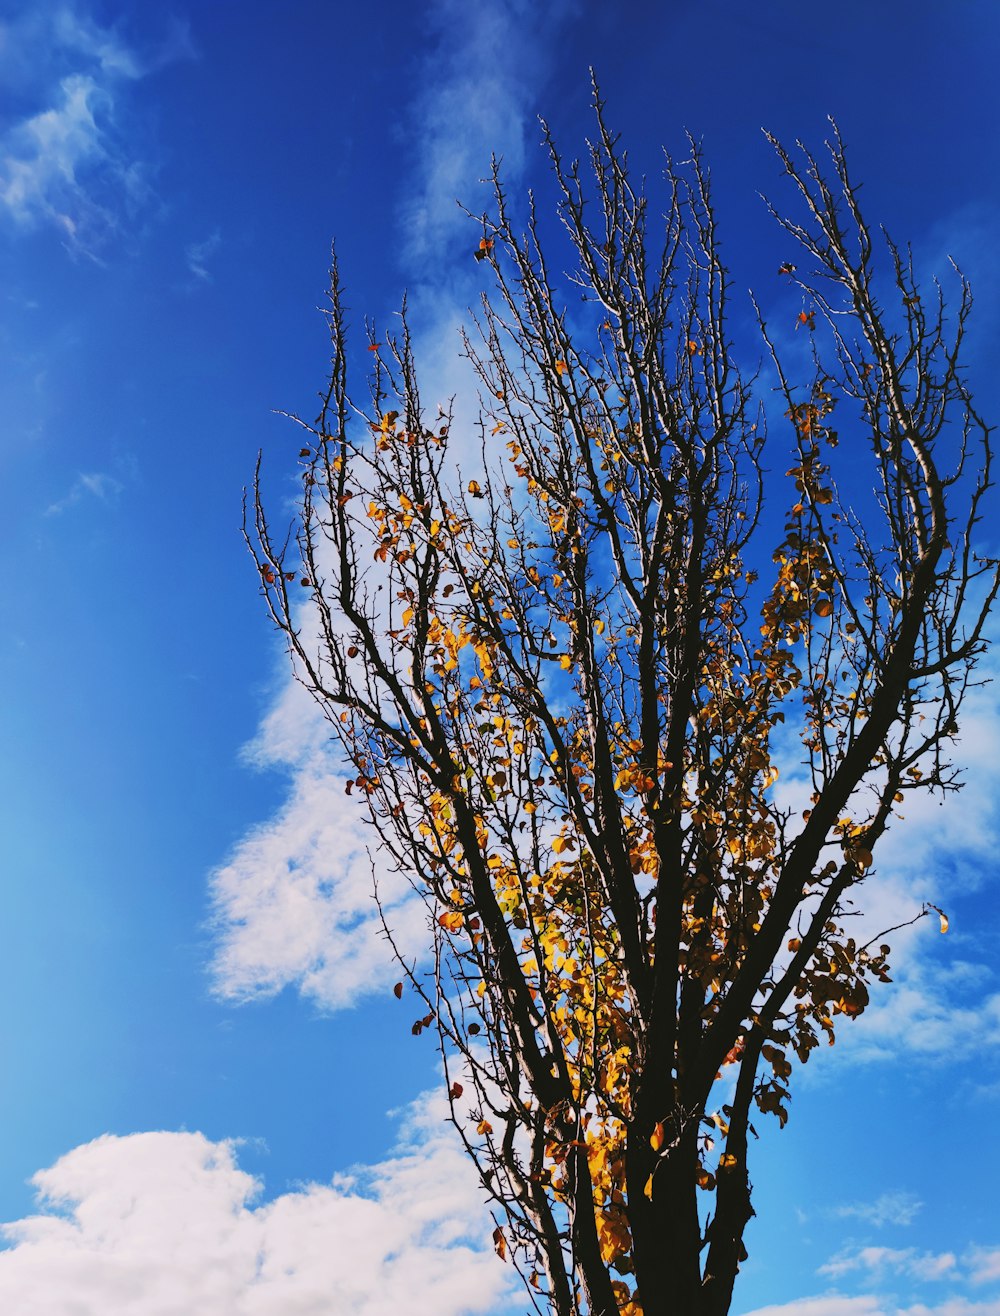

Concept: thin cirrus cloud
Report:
left=184, top=229, right=222, bottom=282
left=44, top=469, right=124, bottom=516
left=0, top=3, right=191, bottom=258
left=833, top=1192, right=923, bottom=1229
left=0, top=1094, right=513, bottom=1316
left=400, top=0, right=578, bottom=269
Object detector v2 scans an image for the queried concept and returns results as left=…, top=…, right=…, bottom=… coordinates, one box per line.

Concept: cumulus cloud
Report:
left=967, top=1251, right=1000, bottom=1287
left=0, top=1095, right=513, bottom=1316
left=209, top=743, right=431, bottom=1008
left=0, top=4, right=190, bottom=257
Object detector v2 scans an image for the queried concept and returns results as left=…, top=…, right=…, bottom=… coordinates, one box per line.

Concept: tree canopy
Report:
left=250, top=103, right=997, bottom=1316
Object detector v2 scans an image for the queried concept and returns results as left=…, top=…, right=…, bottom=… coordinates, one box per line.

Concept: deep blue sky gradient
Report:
left=1, top=3, right=999, bottom=1312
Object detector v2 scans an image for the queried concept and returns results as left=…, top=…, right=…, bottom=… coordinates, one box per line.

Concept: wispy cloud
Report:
left=834, top=1193, right=923, bottom=1230
left=741, top=1300, right=1000, bottom=1316
left=210, top=1, right=581, bottom=1013
left=820, top=1248, right=958, bottom=1284
left=0, top=1094, right=513, bottom=1316
left=185, top=229, right=222, bottom=282
left=400, top=0, right=577, bottom=270
left=45, top=469, right=124, bottom=516
left=0, top=4, right=191, bottom=258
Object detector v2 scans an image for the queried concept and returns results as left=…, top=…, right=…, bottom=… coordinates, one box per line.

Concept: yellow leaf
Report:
left=650, top=1121, right=665, bottom=1152
left=644, top=1173, right=654, bottom=1200
left=438, top=910, right=464, bottom=933
left=477, top=1119, right=493, bottom=1135
left=559, top=655, right=573, bottom=671
left=551, top=834, right=574, bottom=854
left=940, top=911, right=949, bottom=934
left=718, top=1152, right=738, bottom=1171
left=493, top=1226, right=507, bottom=1262
left=555, top=359, right=568, bottom=375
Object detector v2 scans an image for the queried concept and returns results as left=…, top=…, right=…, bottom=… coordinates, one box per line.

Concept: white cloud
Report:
left=0, top=71, right=117, bottom=249
left=45, top=469, right=124, bottom=515
left=895, top=1303, right=1000, bottom=1316
left=741, top=1299, right=1000, bottom=1316
left=185, top=229, right=222, bottom=282
left=0, top=1095, right=513, bottom=1316
left=834, top=1192, right=923, bottom=1229
left=767, top=642, right=1000, bottom=1075
left=820, top=1248, right=958, bottom=1284
left=211, top=2, right=582, bottom=1013
left=968, top=1251, right=1000, bottom=1287
left=0, top=4, right=190, bottom=257
left=400, top=0, right=577, bottom=268
left=739, top=1297, right=884, bottom=1316
left=209, top=744, right=431, bottom=1009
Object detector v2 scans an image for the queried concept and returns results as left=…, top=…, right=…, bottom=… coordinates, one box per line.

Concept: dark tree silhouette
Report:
left=250, top=104, right=996, bottom=1316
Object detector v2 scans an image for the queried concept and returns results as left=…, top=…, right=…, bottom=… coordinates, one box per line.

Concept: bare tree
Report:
left=249, top=102, right=997, bottom=1316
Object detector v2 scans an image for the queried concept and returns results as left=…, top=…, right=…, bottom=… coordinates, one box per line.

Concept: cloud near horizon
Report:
left=0, top=1094, right=512, bottom=1316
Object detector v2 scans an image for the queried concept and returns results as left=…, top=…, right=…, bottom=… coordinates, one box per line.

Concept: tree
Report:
left=249, top=103, right=997, bottom=1316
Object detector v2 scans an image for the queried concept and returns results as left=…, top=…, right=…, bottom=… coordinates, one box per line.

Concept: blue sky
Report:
left=1, top=1, right=999, bottom=1312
